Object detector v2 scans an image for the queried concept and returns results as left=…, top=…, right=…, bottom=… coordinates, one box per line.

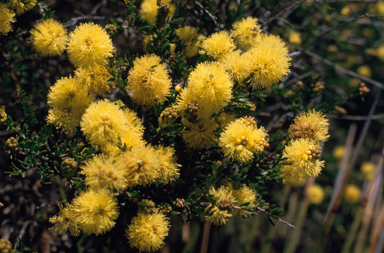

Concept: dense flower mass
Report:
left=49, top=204, right=80, bottom=236
left=139, top=0, right=175, bottom=23
left=0, top=3, right=16, bottom=35
left=127, top=54, right=172, bottom=106
left=67, top=23, right=113, bottom=69
left=199, top=31, right=236, bottom=59
left=30, top=19, right=68, bottom=56
left=231, top=16, right=261, bottom=50
left=155, top=145, right=181, bottom=184
left=176, top=26, right=201, bottom=58
left=7, top=0, right=37, bottom=14
left=230, top=183, right=257, bottom=217
left=181, top=118, right=218, bottom=149
left=75, top=64, right=115, bottom=95
left=205, top=186, right=235, bottom=225
left=126, top=212, right=170, bottom=252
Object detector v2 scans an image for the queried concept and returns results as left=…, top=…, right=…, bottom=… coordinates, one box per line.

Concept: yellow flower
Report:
left=288, top=109, right=329, bottom=143
left=281, top=165, right=307, bottom=187
left=357, top=65, right=372, bottom=78
left=80, top=154, right=128, bottom=191
left=49, top=204, right=80, bottom=236
left=230, top=183, right=256, bottom=217
left=127, top=54, right=171, bottom=106
left=0, top=106, right=7, bottom=123
left=139, top=0, right=175, bottom=23
left=219, top=50, right=249, bottom=84
left=199, top=31, right=236, bottom=59
left=75, top=64, right=115, bottom=95
left=80, top=99, right=129, bottom=148
left=377, top=44, right=384, bottom=61
left=205, top=186, right=235, bottom=225
left=126, top=212, right=170, bottom=252
left=308, top=184, right=325, bottom=205
left=360, top=162, right=375, bottom=180
left=47, top=76, right=94, bottom=135
left=344, top=184, right=361, bottom=204
left=288, top=30, right=302, bottom=46
left=215, top=112, right=237, bottom=129
left=72, top=189, right=119, bottom=235
left=176, top=26, right=201, bottom=58
left=30, top=19, right=68, bottom=56
left=230, top=16, right=261, bottom=51
left=186, top=62, right=233, bottom=118
left=333, top=145, right=345, bottom=160
left=0, top=3, right=16, bottom=35
left=243, top=34, right=291, bottom=89
left=67, top=23, right=113, bottom=69
left=219, top=117, right=269, bottom=163
left=282, top=139, right=324, bottom=181
left=155, top=145, right=180, bottom=184
left=181, top=118, right=218, bottom=149
left=119, top=145, right=160, bottom=187
left=7, top=0, right=36, bottom=15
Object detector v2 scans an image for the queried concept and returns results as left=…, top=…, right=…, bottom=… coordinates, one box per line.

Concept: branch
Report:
left=63, top=16, right=105, bottom=28
left=262, top=0, right=307, bottom=27
left=256, top=206, right=298, bottom=229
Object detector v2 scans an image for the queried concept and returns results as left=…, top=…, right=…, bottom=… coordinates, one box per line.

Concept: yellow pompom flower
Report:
left=205, top=186, right=235, bottom=225
left=344, top=184, right=361, bottom=204
left=243, top=34, right=291, bottom=89
left=288, top=109, right=330, bottom=143
left=230, top=183, right=256, bottom=217
left=333, top=145, right=345, bottom=160
left=72, top=189, right=119, bottom=235
left=199, top=31, right=236, bottom=59
left=119, top=145, right=160, bottom=187
left=281, top=165, right=307, bottom=187
left=377, top=44, right=384, bottom=61
left=127, top=54, right=172, bottom=106
left=67, top=23, right=113, bottom=69
left=176, top=26, right=200, bottom=58
left=47, top=76, right=94, bottom=135
left=357, top=65, right=372, bottom=78
left=80, top=154, right=128, bottom=191
left=219, top=117, right=269, bottom=163
left=80, top=99, right=129, bottom=148
left=49, top=204, right=80, bottom=236
left=288, top=30, right=302, bottom=46
left=282, top=139, right=325, bottom=182
left=219, top=50, right=249, bottom=84
left=181, top=118, right=218, bottom=149
left=7, top=0, right=36, bottom=15
left=0, top=3, right=16, bottom=35
left=155, top=145, right=180, bottom=184
left=230, top=16, right=261, bottom=51
left=30, top=19, right=68, bottom=57
left=126, top=212, right=170, bottom=252
left=139, top=0, right=176, bottom=23
left=308, top=184, right=325, bottom=205
left=75, top=64, right=115, bottom=95
left=187, top=62, right=233, bottom=117
left=360, top=162, right=375, bottom=180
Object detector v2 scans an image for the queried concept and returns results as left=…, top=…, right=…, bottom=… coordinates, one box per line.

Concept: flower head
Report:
left=0, top=4, right=16, bottom=36
left=80, top=100, right=129, bottom=148
left=0, top=106, right=7, bottom=123
left=139, top=0, right=175, bottom=23
left=205, top=186, right=235, bottom=225
left=176, top=26, right=200, bottom=58
left=154, top=145, right=180, bottom=184
left=219, top=50, right=249, bottom=84
left=289, top=109, right=329, bottom=143
left=126, top=212, right=170, bottom=252
left=289, top=30, right=302, bottom=46
left=229, top=183, right=256, bottom=217
left=47, top=76, right=93, bottom=135
left=181, top=118, right=218, bottom=149
left=80, top=154, right=128, bottom=191
left=30, top=19, right=68, bottom=56
left=49, top=204, right=80, bottom=236
left=360, top=162, right=375, bottom=180
left=219, top=117, right=269, bottom=163
left=308, top=184, right=325, bottom=205
left=199, top=31, right=236, bottom=59
left=344, top=184, right=361, bottom=204
left=243, top=34, right=291, bottom=89
left=282, top=139, right=324, bottom=182
left=67, top=23, right=113, bottom=69
left=333, top=145, right=345, bottom=160
left=7, top=0, right=36, bottom=15
left=230, top=16, right=261, bottom=50
left=127, top=54, right=171, bottom=106
left=75, top=64, right=115, bottom=95
left=72, top=189, right=119, bottom=235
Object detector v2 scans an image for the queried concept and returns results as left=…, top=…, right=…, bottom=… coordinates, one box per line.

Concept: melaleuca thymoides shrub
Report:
left=0, top=0, right=378, bottom=252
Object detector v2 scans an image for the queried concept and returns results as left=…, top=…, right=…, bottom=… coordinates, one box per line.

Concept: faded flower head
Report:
left=289, top=109, right=329, bottom=143
left=154, top=145, right=180, bottom=184
left=67, top=23, right=113, bottom=69
left=0, top=106, right=7, bottom=123
left=205, top=186, right=235, bottom=225
left=30, top=19, right=68, bottom=56
left=7, top=0, right=36, bottom=15
left=199, top=31, right=236, bottom=59
left=230, top=16, right=261, bottom=50
left=126, top=212, right=170, bottom=252
left=49, top=204, right=80, bottom=236
left=75, top=64, right=115, bottom=95
left=243, top=34, right=291, bottom=89
left=47, top=76, right=94, bottom=135
left=127, top=54, right=172, bottom=106
left=0, top=4, right=16, bottom=36
left=219, top=117, right=269, bottom=163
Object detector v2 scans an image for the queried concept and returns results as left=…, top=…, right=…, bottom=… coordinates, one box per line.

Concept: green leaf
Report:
left=170, top=211, right=180, bottom=215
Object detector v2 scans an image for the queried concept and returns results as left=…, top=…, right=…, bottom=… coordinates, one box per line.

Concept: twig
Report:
left=255, top=206, right=298, bottom=229
left=326, top=113, right=384, bottom=120
left=194, top=1, right=218, bottom=25
left=262, top=0, right=307, bottom=27
left=63, top=16, right=105, bottom=28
